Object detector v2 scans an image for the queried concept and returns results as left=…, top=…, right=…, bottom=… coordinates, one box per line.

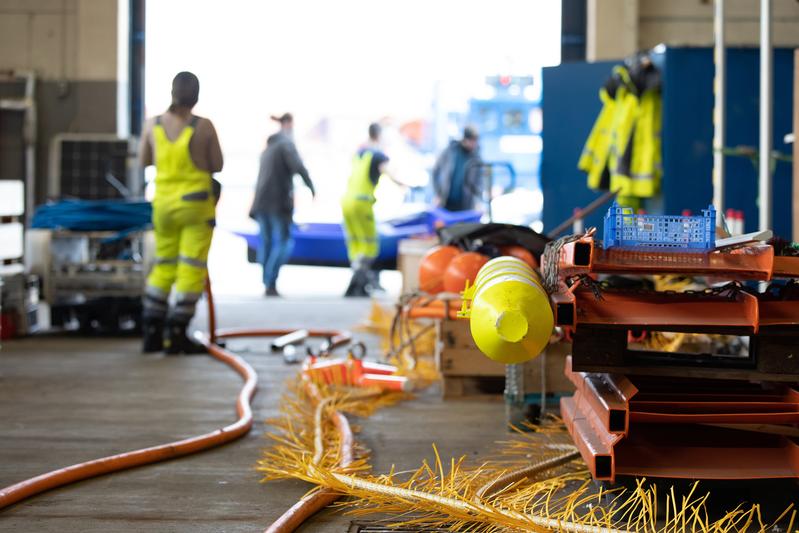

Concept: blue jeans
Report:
left=256, top=214, right=293, bottom=288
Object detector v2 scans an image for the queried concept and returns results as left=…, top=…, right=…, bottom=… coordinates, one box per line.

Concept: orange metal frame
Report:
left=551, top=238, right=799, bottom=481
left=547, top=237, right=796, bottom=281
left=562, top=357, right=799, bottom=481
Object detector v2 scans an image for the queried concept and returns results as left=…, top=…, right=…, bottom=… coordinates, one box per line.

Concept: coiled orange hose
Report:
left=0, top=278, right=351, bottom=515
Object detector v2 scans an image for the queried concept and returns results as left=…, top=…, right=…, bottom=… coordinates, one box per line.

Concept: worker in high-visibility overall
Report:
left=578, top=59, right=661, bottom=209
left=341, top=123, right=403, bottom=297
left=138, top=71, right=223, bottom=354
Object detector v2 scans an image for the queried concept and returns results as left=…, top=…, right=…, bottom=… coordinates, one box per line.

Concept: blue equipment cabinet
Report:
left=542, top=47, right=795, bottom=239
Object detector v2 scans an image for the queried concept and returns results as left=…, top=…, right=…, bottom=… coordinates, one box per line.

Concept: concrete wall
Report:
left=0, top=0, right=118, bottom=204
left=587, top=0, right=638, bottom=61
left=587, top=0, right=799, bottom=61
left=0, top=0, right=117, bottom=81
left=639, top=0, right=799, bottom=49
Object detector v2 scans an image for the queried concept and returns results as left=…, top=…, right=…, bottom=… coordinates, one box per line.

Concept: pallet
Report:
left=436, top=318, right=575, bottom=399
left=571, top=324, right=799, bottom=382
left=441, top=374, right=506, bottom=400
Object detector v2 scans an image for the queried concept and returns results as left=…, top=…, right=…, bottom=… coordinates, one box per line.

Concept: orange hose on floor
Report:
left=264, top=380, right=355, bottom=533
left=0, top=278, right=351, bottom=513
left=0, top=334, right=257, bottom=510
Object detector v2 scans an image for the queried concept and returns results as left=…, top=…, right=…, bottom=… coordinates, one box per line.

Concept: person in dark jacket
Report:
left=432, top=126, right=482, bottom=211
left=249, top=113, right=315, bottom=296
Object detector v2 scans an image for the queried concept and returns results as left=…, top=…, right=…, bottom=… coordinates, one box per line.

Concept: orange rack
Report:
left=561, top=357, right=799, bottom=481
left=549, top=236, right=799, bottom=281
left=550, top=237, right=799, bottom=481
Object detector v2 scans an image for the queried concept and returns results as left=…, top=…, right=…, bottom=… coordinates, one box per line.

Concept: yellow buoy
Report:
left=463, top=257, right=553, bottom=364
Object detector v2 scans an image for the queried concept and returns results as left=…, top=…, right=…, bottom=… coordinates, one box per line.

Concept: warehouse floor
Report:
left=0, top=296, right=508, bottom=532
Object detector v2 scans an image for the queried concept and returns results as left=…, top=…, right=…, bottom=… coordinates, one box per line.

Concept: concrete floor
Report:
left=0, top=296, right=507, bottom=532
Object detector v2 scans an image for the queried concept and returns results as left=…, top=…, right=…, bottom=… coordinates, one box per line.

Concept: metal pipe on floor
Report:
left=759, top=0, right=773, bottom=231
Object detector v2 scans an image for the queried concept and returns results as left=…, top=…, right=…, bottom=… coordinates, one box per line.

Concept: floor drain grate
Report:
left=348, top=522, right=451, bottom=532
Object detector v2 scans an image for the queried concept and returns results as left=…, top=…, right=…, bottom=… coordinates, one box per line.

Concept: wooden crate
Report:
left=397, top=237, right=438, bottom=294
left=435, top=318, right=574, bottom=399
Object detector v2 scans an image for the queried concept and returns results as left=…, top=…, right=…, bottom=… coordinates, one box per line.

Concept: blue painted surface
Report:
left=542, top=47, right=795, bottom=239
left=541, top=60, right=617, bottom=235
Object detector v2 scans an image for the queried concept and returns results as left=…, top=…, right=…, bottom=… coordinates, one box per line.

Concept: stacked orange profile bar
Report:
left=561, top=357, right=799, bottom=481
left=547, top=236, right=799, bottom=481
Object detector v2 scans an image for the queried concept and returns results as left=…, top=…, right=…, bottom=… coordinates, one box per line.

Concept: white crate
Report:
left=0, top=181, right=24, bottom=216
left=0, top=223, right=23, bottom=260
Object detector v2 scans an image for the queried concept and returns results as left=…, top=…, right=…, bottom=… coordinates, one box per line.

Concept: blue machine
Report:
left=467, top=75, right=542, bottom=192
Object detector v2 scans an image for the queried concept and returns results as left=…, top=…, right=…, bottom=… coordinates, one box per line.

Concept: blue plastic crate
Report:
left=602, top=202, right=715, bottom=251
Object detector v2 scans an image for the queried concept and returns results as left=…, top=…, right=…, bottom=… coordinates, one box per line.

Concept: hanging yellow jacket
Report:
left=612, top=87, right=662, bottom=198
left=579, top=64, right=661, bottom=205
left=578, top=87, right=615, bottom=189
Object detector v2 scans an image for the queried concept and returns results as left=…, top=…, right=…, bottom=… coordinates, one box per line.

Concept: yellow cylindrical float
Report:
left=462, top=256, right=553, bottom=364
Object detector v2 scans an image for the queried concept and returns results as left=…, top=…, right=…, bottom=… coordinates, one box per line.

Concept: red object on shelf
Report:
left=0, top=313, right=16, bottom=340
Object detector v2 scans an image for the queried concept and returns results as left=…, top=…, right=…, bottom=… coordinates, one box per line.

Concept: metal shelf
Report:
left=548, top=236, right=795, bottom=281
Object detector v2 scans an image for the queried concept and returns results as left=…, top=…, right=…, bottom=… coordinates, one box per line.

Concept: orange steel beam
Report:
left=773, top=255, right=799, bottom=278
left=564, top=357, right=637, bottom=436
left=562, top=362, right=799, bottom=481
left=550, top=285, right=577, bottom=328
left=552, top=237, right=783, bottom=280
left=555, top=286, right=799, bottom=331
left=759, top=300, right=799, bottom=327
left=572, top=288, right=760, bottom=333
left=560, top=396, right=620, bottom=481
left=613, top=426, right=799, bottom=480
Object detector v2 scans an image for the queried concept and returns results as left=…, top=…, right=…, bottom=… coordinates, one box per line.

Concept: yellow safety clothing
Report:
left=341, top=150, right=379, bottom=263
left=144, top=116, right=215, bottom=323
left=578, top=87, right=615, bottom=189
left=579, top=65, right=661, bottom=208
left=613, top=88, right=662, bottom=198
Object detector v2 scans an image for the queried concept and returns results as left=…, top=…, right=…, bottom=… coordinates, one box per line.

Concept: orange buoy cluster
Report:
left=442, top=252, right=489, bottom=293
left=417, top=244, right=538, bottom=295
left=418, top=245, right=460, bottom=293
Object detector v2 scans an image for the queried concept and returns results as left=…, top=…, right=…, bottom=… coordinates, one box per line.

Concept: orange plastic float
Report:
left=418, top=245, right=460, bottom=294
left=499, top=245, right=538, bottom=269
left=442, top=252, right=489, bottom=293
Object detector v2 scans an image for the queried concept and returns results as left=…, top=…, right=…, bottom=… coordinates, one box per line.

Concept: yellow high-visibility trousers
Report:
left=144, top=192, right=214, bottom=322
left=341, top=197, right=378, bottom=264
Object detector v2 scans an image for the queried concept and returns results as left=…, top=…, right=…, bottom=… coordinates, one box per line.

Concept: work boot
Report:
left=344, top=261, right=370, bottom=297
left=142, top=317, right=164, bottom=353
left=265, top=285, right=281, bottom=297
left=164, top=320, right=206, bottom=355
left=365, top=268, right=385, bottom=294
